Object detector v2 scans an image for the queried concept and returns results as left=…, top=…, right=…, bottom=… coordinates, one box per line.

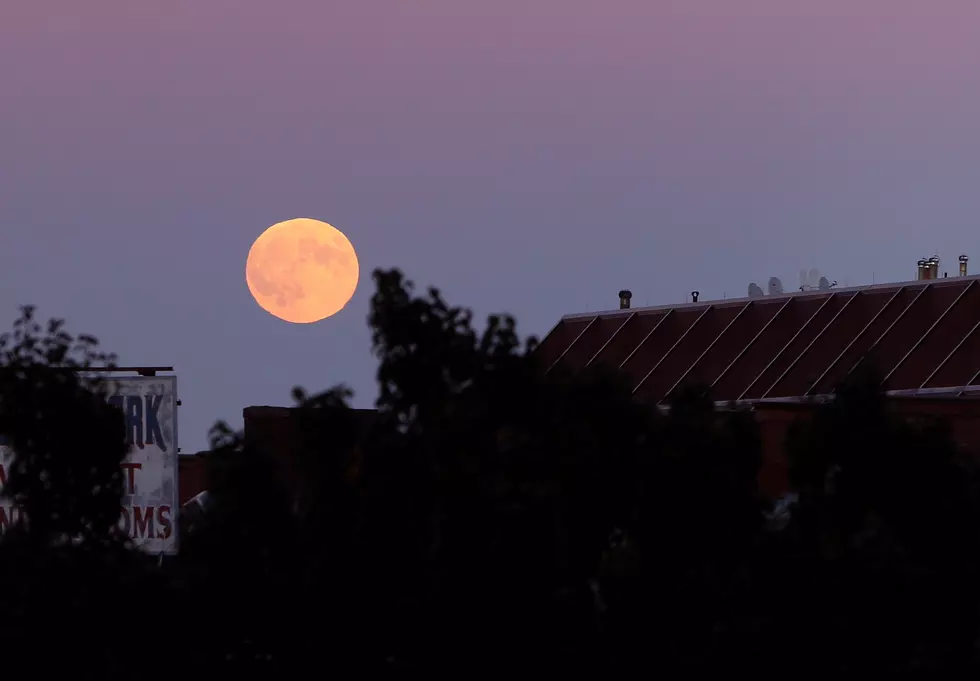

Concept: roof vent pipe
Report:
left=618, top=290, right=632, bottom=310
left=960, top=254, right=969, bottom=277
left=691, top=290, right=700, bottom=303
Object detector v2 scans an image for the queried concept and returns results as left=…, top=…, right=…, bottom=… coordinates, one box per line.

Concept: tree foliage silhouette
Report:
left=0, top=307, right=172, bottom=681
left=359, top=269, right=663, bottom=674
left=4, top=272, right=980, bottom=680
left=0, top=306, right=127, bottom=544
left=772, top=367, right=980, bottom=678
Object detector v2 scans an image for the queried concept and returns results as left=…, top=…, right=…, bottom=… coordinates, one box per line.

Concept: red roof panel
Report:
left=924, top=315, right=980, bottom=390
left=668, top=298, right=786, bottom=396
left=767, top=289, right=891, bottom=397
left=633, top=303, right=744, bottom=402
left=619, top=310, right=698, bottom=379
left=741, top=293, right=851, bottom=400
left=857, top=282, right=962, bottom=388
left=551, top=313, right=630, bottom=374
left=537, top=317, right=592, bottom=371
left=806, top=285, right=920, bottom=395
left=713, top=296, right=827, bottom=401
left=884, top=280, right=980, bottom=390
left=537, top=276, right=980, bottom=403
left=594, top=311, right=668, bottom=370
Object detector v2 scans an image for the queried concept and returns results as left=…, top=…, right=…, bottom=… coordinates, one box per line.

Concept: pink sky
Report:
left=3, top=0, right=980, bottom=449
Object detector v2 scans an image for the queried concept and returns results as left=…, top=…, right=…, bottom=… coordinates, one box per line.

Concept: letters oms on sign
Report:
left=0, top=461, right=174, bottom=541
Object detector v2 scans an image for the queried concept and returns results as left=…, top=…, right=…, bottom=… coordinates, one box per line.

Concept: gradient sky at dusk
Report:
left=4, top=0, right=980, bottom=451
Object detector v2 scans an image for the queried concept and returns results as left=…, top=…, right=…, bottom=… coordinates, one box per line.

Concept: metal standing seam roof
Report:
left=534, top=274, right=980, bottom=404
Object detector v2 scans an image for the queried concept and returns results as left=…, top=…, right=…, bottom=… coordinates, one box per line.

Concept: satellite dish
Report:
left=748, top=282, right=764, bottom=298
left=818, top=276, right=831, bottom=290
left=768, top=276, right=784, bottom=295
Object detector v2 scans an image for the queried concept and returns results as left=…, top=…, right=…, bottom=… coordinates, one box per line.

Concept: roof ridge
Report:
left=561, top=273, right=980, bottom=321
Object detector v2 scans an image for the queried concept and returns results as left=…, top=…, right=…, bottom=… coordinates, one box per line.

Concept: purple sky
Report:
left=4, top=0, right=980, bottom=452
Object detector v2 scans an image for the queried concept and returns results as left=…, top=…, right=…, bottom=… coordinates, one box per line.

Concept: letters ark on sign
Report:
left=107, top=394, right=168, bottom=451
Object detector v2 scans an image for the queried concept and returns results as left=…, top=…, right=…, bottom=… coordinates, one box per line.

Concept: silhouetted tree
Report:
left=356, top=270, right=661, bottom=675
left=764, top=367, right=980, bottom=678
left=177, top=386, right=367, bottom=679
left=598, top=386, right=766, bottom=675
left=0, top=306, right=127, bottom=544
left=173, top=419, right=302, bottom=677
left=8, top=272, right=980, bottom=680
left=0, top=307, right=173, bottom=680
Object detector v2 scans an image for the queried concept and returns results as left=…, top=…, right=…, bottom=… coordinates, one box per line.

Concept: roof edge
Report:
left=711, top=384, right=980, bottom=409
left=561, top=273, right=980, bottom=322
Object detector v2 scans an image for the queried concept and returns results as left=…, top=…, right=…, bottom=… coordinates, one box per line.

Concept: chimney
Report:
left=917, top=258, right=928, bottom=280
left=960, top=254, right=969, bottom=277
left=929, top=256, right=940, bottom=280
left=618, top=289, right=632, bottom=310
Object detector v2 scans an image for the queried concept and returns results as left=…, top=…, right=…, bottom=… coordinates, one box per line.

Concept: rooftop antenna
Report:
left=768, top=276, right=784, bottom=295
left=748, top=282, right=765, bottom=298
left=818, top=276, right=831, bottom=291
left=799, top=268, right=820, bottom=291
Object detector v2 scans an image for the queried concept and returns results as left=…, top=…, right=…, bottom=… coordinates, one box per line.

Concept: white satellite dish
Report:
left=748, top=282, right=764, bottom=298
left=818, top=276, right=831, bottom=290
left=768, top=276, right=784, bottom=295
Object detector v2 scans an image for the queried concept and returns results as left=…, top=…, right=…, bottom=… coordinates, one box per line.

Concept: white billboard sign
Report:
left=0, top=375, right=179, bottom=554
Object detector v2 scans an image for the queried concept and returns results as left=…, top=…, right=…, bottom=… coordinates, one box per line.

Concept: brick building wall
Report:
left=751, top=396, right=980, bottom=496
left=178, top=453, right=209, bottom=506
left=176, top=398, right=980, bottom=507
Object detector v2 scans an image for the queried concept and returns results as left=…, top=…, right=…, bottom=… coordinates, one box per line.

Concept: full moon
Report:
left=245, top=218, right=360, bottom=324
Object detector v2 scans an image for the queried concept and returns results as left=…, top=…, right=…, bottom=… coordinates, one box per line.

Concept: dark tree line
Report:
left=0, top=271, right=979, bottom=679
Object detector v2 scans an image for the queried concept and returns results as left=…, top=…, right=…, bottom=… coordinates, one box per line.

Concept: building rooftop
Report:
left=535, top=274, right=980, bottom=404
